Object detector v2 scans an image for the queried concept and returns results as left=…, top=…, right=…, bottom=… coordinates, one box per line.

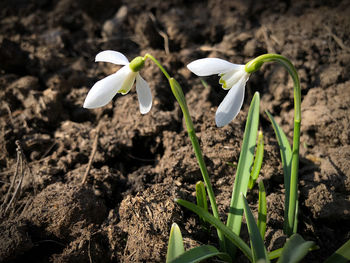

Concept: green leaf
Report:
left=324, top=238, right=350, bottom=263
left=257, top=181, right=267, bottom=240
left=196, top=181, right=209, bottom=227
left=269, top=244, right=318, bottom=261
left=196, top=181, right=208, bottom=213
left=166, top=223, right=185, bottom=263
left=293, top=199, right=299, bottom=233
left=226, top=92, right=260, bottom=256
left=276, top=233, right=314, bottom=263
left=200, top=78, right=210, bottom=89
left=242, top=194, right=270, bottom=263
left=249, top=131, right=264, bottom=189
left=265, top=111, right=292, bottom=234
left=169, top=245, right=231, bottom=263
left=176, top=198, right=253, bottom=262
left=268, top=248, right=283, bottom=260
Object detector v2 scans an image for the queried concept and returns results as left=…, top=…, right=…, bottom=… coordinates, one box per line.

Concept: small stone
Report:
left=102, top=6, right=128, bottom=38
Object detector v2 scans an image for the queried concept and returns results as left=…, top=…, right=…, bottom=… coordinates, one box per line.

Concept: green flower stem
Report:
left=144, top=54, right=225, bottom=248
left=245, top=54, right=301, bottom=235
left=144, top=54, right=171, bottom=80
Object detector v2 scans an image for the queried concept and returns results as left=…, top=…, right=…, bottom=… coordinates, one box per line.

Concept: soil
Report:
left=0, top=0, right=350, bottom=262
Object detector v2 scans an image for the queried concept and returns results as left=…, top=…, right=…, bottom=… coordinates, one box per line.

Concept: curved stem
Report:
left=246, top=54, right=301, bottom=235
left=144, top=53, right=171, bottom=80
left=144, top=54, right=225, bottom=248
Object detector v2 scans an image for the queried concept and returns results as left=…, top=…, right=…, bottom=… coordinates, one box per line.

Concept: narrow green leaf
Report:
left=226, top=92, right=260, bottom=256
left=166, top=223, right=185, bottom=263
left=268, top=248, right=283, bottom=260
left=170, top=77, right=225, bottom=249
left=226, top=92, right=260, bottom=229
left=249, top=131, right=264, bottom=189
left=169, top=245, right=231, bottom=263
left=196, top=181, right=209, bottom=227
left=265, top=111, right=292, bottom=234
left=200, top=78, right=210, bottom=89
left=196, top=181, right=208, bottom=213
left=293, top=199, right=298, bottom=233
left=258, top=181, right=267, bottom=240
left=242, top=194, right=270, bottom=263
left=276, top=233, right=314, bottom=263
left=269, top=244, right=318, bottom=261
left=176, top=198, right=253, bottom=262
left=324, top=238, right=350, bottom=263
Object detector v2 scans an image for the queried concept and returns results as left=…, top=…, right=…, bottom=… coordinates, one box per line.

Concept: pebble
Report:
left=102, top=6, right=128, bottom=39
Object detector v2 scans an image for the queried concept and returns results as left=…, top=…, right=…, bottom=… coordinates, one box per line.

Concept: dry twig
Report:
left=325, top=25, right=350, bottom=52
left=81, top=124, right=101, bottom=185
left=200, top=45, right=236, bottom=56
left=148, top=12, right=170, bottom=55
left=3, top=102, right=14, bottom=126
left=1, top=140, right=37, bottom=217
left=1, top=141, right=25, bottom=216
left=262, top=25, right=277, bottom=53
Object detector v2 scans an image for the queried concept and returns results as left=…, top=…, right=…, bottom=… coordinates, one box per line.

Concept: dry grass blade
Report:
left=1, top=143, right=21, bottom=214
left=1, top=141, right=25, bottom=217
left=148, top=12, right=170, bottom=55
left=82, top=124, right=101, bottom=185
left=324, top=25, right=350, bottom=52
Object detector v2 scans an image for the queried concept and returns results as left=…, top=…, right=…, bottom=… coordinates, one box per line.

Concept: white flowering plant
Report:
left=83, top=51, right=350, bottom=262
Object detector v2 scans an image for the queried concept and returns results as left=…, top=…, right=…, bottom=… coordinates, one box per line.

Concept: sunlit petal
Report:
left=187, top=58, right=240, bottom=76
left=136, top=74, right=152, bottom=114
left=83, top=65, right=130, bottom=108
left=215, top=76, right=248, bottom=127
left=95, top=50, right=129, bottom=65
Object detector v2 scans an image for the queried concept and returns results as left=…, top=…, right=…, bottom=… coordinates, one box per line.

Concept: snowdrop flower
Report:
left=187, top=58, right=250, bottom=127
left=83, top=50, right=152, bottom=114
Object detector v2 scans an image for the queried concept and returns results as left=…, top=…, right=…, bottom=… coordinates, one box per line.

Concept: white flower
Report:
left=83, top=50, right=152, bottom=114
left=187, top=58, right=250, bottom=127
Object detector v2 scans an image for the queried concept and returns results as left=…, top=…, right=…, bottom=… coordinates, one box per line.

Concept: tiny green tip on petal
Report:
left=129, top=56, right=145, bottom=72
left=219, top=77, right=228, bottom=89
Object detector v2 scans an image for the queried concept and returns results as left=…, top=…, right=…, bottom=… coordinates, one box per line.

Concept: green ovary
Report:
left=129, top=56, right=145, bottom=72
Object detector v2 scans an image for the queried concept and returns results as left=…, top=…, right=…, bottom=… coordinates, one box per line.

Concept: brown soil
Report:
left=1, top=0, right=350, bottom=262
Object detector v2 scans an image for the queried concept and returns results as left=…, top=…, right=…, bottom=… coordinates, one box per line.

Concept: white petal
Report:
left=187, top=58, right=241, bottom=76
left=136, top=74, right=152, bottom=114
left=83, top=66, right=130, bottom=108
left=95, top=50, right=129, bottom=65
left=215, top=76, right=248, bottom=127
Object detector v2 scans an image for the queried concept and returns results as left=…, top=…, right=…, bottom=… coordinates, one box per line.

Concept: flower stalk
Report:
left=143, top=54, right=226, bottom=249
left=245, top=54, right=301, bottom=236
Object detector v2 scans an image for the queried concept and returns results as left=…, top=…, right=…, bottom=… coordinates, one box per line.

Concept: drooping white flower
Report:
left=187, top=58, right=250, bottom=127
left=83, top=50, right=152, bottom=114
